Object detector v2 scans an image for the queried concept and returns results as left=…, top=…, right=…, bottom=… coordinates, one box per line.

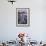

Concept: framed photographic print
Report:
left=16, top=8, right=30, bottom=27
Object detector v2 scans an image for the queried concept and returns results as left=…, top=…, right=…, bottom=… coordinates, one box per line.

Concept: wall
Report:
left=0, top=0, right=46, bottom=42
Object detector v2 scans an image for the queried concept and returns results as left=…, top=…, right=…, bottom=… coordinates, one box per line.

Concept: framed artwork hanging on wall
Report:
left=16, top=8, right=30, bottom=27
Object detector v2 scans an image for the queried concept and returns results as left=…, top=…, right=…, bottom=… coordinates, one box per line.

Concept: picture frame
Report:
left=16, top=8, right=30, bottom=27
